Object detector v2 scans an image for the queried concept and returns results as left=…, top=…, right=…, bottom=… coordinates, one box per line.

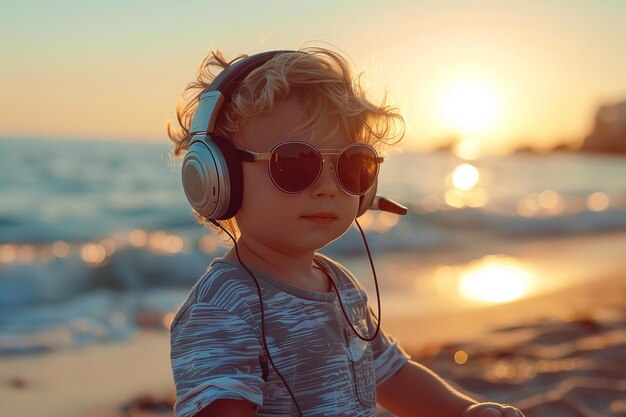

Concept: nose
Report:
left=310, top=156, right=339, bottom=197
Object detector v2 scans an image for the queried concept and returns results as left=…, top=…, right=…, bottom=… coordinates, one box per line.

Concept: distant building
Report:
left=581, top=101, right=626, bottom=154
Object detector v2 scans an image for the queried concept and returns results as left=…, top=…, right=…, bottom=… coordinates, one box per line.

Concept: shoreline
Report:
left=386, top=270, right=626, bottom=349
left=3, top=270, right=622, bottom=417
left=339, top=230, right=626, bottom=346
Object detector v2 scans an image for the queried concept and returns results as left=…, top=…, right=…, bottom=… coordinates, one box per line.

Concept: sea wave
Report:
left=2, top=138, right=626, bottom=355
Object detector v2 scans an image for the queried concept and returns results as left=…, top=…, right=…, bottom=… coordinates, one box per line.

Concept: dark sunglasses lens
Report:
left=269, top=143, right=321, bottom=193
left=337, top=146, right=378, bottom=195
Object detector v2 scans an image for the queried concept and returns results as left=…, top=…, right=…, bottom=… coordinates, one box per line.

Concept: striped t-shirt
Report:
left=170, top=254, right=410, bottom=417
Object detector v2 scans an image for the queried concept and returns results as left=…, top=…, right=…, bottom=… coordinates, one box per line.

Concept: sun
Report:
left=439, top=80, right=500, bottom=135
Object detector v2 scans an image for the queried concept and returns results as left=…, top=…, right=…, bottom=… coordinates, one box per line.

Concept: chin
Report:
left=284, top=232, right=345, bottom=254
left=314, top=226, right=352, bottom=249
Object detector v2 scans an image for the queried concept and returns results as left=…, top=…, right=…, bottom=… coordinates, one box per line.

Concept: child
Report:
left=167, top=47, right=524, bottom=417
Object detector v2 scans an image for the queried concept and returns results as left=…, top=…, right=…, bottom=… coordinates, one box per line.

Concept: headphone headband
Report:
left=190, top=51, right=294, bottom=136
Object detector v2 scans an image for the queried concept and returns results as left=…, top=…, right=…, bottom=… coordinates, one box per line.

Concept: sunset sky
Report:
left=1, top=0, right=625, bottom=154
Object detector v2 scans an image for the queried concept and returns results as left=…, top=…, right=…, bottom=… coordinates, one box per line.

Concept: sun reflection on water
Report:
left=441, top=162, right=490, bottom=209
left=587, top=192, right=610, bottom=211
left=451, top=163, right=480, bottom=191
left=458, top=255, right=534, bottom=303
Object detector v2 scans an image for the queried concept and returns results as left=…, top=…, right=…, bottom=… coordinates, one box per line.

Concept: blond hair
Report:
left=167, top=47, right=404, bottom=239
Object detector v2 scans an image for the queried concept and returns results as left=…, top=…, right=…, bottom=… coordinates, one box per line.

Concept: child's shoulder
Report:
left=315, top=253, right=368, bottom=296
left=170, top=258, right=260, bottom=329
left=194, top=258, right=266, bottom=305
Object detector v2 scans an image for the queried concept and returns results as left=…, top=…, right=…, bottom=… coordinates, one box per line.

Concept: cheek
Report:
left=348, top=197, right=360, bottom=211
left=238, top=164, right=283, bottom=214
left=343, top=195, right=360, bottom=218
left=241, top=164, right=272, bottom=195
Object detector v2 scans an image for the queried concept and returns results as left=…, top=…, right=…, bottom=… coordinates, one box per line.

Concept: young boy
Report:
left=167, top=48, right=524, bottom=417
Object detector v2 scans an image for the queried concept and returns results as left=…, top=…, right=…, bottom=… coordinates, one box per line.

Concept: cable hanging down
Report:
left=208, top=217, right=382, bottom=416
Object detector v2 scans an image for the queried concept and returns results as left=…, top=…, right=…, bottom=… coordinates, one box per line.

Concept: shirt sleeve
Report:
left=366, top=306, right=411, bottom=386
left=170, top=302, right=265, bottom=417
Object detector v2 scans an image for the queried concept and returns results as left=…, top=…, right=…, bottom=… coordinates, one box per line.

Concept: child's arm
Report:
left=377, top=360, right=473, bottom=417
left=377, top=360, right=524, bottom=417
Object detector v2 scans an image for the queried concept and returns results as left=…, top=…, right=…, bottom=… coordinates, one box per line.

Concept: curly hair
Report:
left=167, top=47, right=404, bottom=239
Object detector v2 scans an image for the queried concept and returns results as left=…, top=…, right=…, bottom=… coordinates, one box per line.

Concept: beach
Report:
left=1, top=231, right=624, bottom=417
left=3, top=1, right=626, bottom=415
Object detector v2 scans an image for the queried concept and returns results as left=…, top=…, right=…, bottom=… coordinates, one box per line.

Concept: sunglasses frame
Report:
left=235, top=140, right=383, bottom=196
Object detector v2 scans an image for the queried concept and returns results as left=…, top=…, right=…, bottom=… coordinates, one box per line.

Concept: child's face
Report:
left=232, top=95, right=360, bottom=256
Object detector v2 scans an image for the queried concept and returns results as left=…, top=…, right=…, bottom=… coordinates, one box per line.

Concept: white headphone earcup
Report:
left=181, top=137, right=240, bottom=219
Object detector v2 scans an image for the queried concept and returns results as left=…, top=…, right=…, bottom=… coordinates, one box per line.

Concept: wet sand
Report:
left=391, top=275, right=626, bottom=417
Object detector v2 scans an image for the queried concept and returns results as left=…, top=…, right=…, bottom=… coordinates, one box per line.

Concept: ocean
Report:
left=1, top=137, right=625, bottom=355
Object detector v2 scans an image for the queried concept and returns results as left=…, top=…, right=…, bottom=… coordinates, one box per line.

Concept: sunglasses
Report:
left=235, top=141, right=383, bottom=195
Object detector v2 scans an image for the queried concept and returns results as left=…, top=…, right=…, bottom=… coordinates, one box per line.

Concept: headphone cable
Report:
left=208, top=218, right=381, bottom=415
left=313, top=218, right=381, bottom=342
left=209, top=220, right=304, bottom=417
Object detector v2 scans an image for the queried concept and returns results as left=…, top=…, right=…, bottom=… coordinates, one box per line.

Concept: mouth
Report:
left=300, top=212, right=338, bottom=224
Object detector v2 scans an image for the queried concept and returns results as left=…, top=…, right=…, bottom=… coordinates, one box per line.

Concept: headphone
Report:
left=181, top=50, right=378, bottom=221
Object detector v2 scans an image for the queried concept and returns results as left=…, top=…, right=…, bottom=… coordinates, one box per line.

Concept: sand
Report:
left=399, top=276, right=626, bottom=417
left=1, top=232, right=625, bottom=417
left=0, top=331, right=173, bottom=417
